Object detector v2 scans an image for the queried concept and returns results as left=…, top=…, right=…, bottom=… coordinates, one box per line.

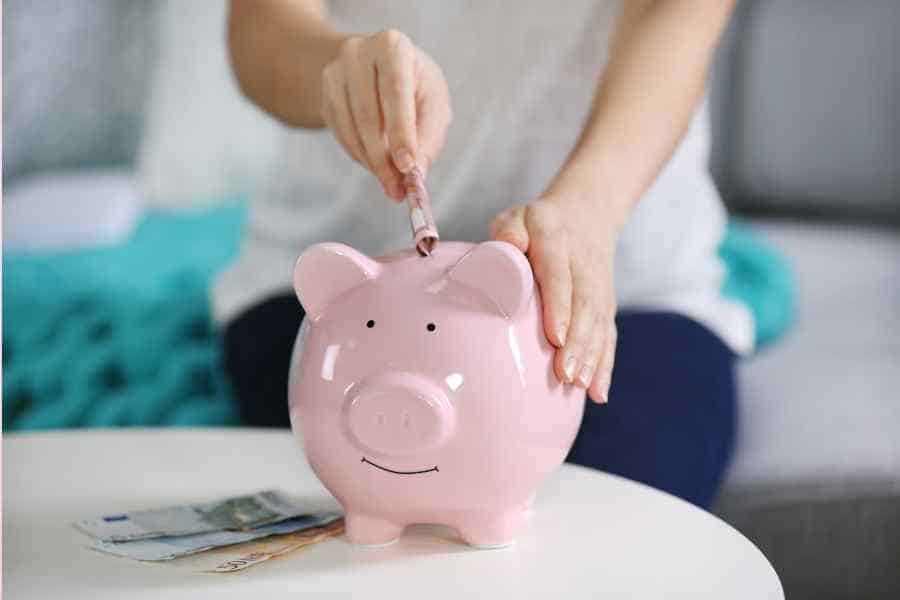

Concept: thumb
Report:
left=490, top=206, right=530, bottom=253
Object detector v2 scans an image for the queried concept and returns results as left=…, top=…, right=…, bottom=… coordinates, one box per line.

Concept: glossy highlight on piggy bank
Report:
left=289, top=241, right=584, bottom=548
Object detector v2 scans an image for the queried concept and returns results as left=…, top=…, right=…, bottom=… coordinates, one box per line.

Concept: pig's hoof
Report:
left=345, top=513, right=404, bottom=546
left=468, top=539, right=515, bottom=550
left=352, top=537, right=400, bottom=549
left=456, top=511, right=524, bottom=549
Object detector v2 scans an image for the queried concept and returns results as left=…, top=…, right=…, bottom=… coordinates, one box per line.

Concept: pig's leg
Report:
left=455, top=509, right=525, bottom=549
left=344, top=512, right=404, bottom=546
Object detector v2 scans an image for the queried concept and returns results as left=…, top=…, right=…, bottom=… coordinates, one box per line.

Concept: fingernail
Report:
left=393, top=149, right=415, bottom=173
left=596, top=379, right=610, bottom=404
left=577, top=363, right=594, bottom=388
left=556, top=325, right=567, bottom=346
left=563, top=354, right=577, bottom=382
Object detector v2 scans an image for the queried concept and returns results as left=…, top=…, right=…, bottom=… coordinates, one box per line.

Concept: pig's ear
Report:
left=293, top=243, right=381, bottom=319
left=447, top=241, right=534, bottom=318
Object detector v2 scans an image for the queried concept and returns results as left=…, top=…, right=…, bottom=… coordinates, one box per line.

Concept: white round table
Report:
left=3, top=428, right=782, bottom=599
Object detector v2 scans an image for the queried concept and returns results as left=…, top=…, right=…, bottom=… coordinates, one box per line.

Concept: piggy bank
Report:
left=288, top=241, right=584, bottom=548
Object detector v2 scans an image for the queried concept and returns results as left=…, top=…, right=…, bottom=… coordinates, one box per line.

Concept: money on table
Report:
left=91, top=513, right=342, bottom=561
left=162, top=519, right=345, bottom=572
left=74, top=489, right=326, bottom=542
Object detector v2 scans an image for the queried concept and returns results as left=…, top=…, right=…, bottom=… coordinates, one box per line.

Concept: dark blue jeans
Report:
left=566, top=311, right=736, bottom=508
left=224, top=296, right=736, bottom=509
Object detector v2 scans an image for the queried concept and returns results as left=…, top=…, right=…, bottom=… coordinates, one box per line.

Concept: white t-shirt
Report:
left=214, top=0, right=754, bottom=354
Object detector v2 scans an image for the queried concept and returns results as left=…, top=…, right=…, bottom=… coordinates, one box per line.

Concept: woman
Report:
left=218, top=0, right=751, bottom=508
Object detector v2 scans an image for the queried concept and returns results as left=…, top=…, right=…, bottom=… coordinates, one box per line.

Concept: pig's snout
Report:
left=344, top=373, right=455, bottom=457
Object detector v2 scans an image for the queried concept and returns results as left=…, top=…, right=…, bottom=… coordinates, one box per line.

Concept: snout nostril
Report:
left=376, top=413, right=386, bottom=426
left=402, top=412, right=411, bottom=428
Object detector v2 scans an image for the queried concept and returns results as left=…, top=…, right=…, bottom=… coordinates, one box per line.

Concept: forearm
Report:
left=549, top=0, right=735, bottom=230
left=228, top=0, right=350, bottom=128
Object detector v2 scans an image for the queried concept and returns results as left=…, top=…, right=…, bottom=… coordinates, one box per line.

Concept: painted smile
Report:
left=361, top=457, right=439, bottom=475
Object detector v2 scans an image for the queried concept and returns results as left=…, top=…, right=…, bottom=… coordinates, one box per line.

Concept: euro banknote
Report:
left=91, top=513, right=342, bottom=561
left=75, top=490, right=318, bottom=542
left=405, top=167, right=439, bottom=256
left=175, top=519, right=345, bottom=573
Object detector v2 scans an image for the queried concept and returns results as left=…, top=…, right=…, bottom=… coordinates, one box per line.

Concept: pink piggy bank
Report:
left=289, top=241, right=584, bottom=548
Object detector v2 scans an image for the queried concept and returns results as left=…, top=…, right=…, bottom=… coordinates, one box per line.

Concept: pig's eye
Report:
left=366, top=319, right=375, bottom=328
left=426, top=322, right=437, bottom=332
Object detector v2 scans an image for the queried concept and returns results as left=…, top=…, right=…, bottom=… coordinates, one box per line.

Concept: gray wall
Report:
left=711, top=0, right=900, bottom=224
left=2, top=0, right=158, bottom=183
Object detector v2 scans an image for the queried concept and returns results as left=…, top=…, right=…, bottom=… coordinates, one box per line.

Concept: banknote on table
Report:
left=91, top=512, right=342, bottom=561
left=75, top=489, right=318, bottom=542
left=167, top=519, right=345, bottom=573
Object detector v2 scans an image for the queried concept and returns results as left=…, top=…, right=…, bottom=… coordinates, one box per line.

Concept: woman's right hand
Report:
left=321, top=30, right=452, bottom=201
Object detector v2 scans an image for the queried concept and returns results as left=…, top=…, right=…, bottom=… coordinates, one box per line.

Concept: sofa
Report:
left=4, top=2, right=899, bottom=597
left=709, top=2, right=900, bottom=597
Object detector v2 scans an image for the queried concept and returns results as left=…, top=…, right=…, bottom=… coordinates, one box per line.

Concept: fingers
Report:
left=555, top=272, right=602, bottom=387
left=589, top=320, right=617, bottom=403
left=522, top=207, right=572, bottom=349
left=374, top=32, right=418, bottom=174
left=321, top=65, right=369, bottom=169
left=346, top=51, right=404, bottom=200
left=321, top=31, right=450, bottom=201
left=496, top=199, right=619, bottom=396
left=489, top=206, right=530, bottom=252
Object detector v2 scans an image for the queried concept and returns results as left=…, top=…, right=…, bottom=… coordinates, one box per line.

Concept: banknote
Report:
left=182, top=519, right=345, bottom=573
left=404, top=167, right=439, bottom=256
left=75, top=490, right=316, bottom=542
left=91, top=513, right=342, bottom=561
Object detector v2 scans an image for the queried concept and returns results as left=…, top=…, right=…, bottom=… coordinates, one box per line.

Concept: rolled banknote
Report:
left=90, top=513, right=342, bottom=561
left=404, top=167, right=439, bottom=256
left=75, top=490, right=315, bottom=542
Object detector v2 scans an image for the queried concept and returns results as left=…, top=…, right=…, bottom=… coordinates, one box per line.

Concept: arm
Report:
left=228, top=0, right=345, bottom=128
left=227, top=0, right=451, bottom=198
left=492, top=0, right=735, bottom=401
left=549, top=0, right=736, bottom=227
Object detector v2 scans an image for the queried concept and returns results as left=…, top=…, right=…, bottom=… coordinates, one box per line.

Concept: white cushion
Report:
left=3, top=170, right=142, bottom=252
left=722, top=220, right=900, bottom=502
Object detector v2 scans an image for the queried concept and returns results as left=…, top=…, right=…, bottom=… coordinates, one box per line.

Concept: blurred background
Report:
left=3, top=1, right=899, bottom=597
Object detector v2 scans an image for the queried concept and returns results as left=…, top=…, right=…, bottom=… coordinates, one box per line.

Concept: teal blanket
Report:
left=2, top=206, right=794, bottom=431
left=3, top=204, right=246, bottom=430
left=719, top=220, right=795, bottom=348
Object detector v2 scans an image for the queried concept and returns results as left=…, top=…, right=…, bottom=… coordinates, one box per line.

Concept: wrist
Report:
left=543, top=154, right=632, bottom=235
left=287, top=28, right=352, bottom=128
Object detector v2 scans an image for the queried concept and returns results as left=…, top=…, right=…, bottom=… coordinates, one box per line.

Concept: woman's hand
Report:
left=490, top=191, right=620, bottom=404
left=320, top=30, right=452, bottom=200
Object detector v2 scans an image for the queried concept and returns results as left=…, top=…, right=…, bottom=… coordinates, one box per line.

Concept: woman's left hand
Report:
left=490, top=192, right=619, bottom=403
